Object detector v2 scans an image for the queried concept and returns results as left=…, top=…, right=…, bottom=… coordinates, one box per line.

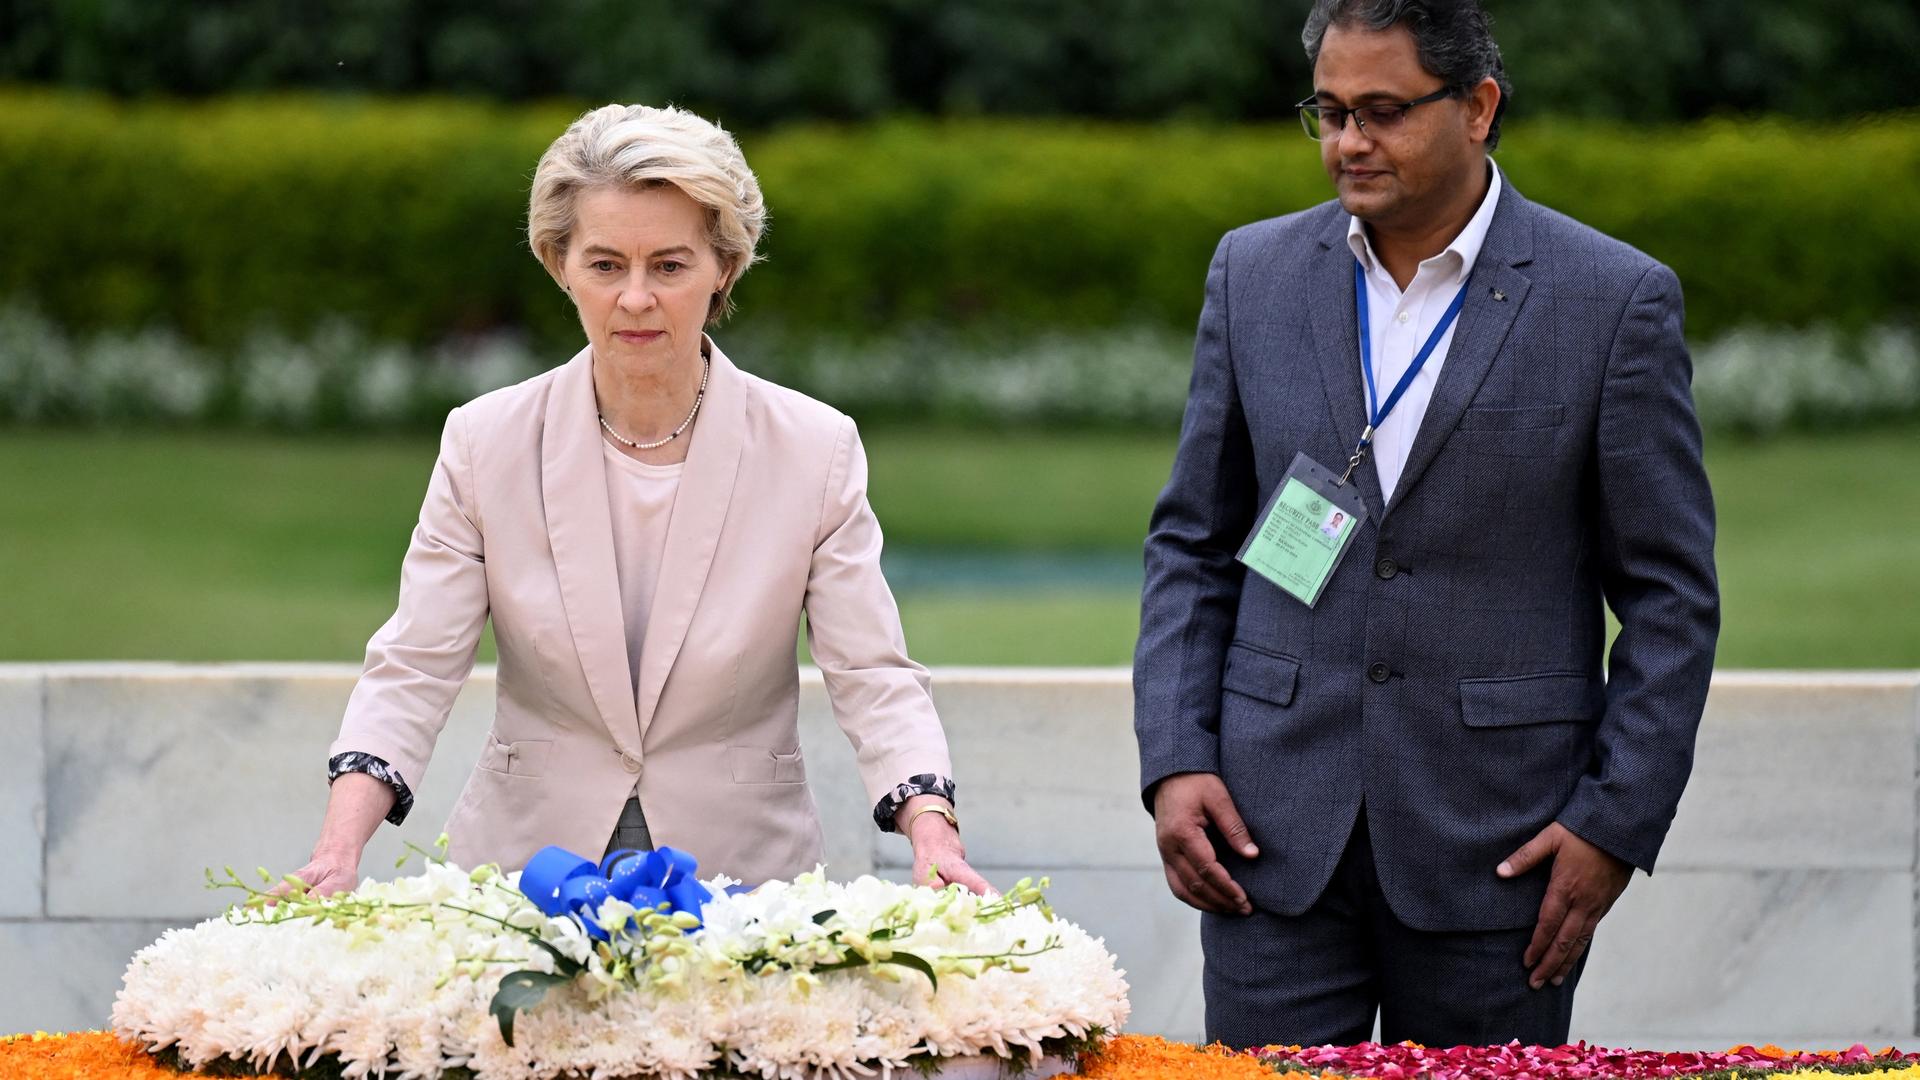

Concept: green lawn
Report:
left=1, top=425, right=1914, bottom=667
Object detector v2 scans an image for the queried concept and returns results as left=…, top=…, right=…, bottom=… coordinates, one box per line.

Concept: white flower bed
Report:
left=8, top=301, right=1920, bottom=433
left=112, top=860, right=1129, bottom=1080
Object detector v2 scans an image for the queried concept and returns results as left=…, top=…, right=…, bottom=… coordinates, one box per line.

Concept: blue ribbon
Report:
left=520, top=844, right=714, bottom=941
left=1353, top=258, right=1471, bottom=454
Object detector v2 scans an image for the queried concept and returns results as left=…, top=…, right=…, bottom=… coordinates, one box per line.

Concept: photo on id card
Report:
left=1235, top=451, right=1368, bottom=608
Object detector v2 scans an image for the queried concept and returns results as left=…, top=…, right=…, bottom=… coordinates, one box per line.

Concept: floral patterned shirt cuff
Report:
left=327, top=752, right=414, bottom=827
left=873, top=773, right=957, bottom=833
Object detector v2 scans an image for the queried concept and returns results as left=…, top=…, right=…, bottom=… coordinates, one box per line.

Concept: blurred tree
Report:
left=0, top=0, right=1913, bottom=122
left=1494, top=0, right=1920, bottom=121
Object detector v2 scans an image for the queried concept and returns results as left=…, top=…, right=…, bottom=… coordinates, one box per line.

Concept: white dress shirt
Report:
left=1346, top=159, right=1504, bottom=503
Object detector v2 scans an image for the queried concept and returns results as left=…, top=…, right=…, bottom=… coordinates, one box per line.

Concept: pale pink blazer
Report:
left=330, top=341, right=953, bottom=883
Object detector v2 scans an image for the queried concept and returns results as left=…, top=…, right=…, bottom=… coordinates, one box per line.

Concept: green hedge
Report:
left=2, top=91, right=1916, bottom=348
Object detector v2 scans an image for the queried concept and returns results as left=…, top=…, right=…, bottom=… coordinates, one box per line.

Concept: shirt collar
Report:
left=1347, top=158, right=1504, bottom=285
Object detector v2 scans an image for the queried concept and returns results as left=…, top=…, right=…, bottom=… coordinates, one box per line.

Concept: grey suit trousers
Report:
left=1202, top=809, right=1585, bottom=1049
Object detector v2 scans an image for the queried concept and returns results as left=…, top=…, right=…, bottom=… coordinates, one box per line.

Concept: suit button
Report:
left=1368, top=662, right=1391, bottom=683
left=620, top=752, right=641, bottom=774
left=1375, top=558, right=1398, bottom=580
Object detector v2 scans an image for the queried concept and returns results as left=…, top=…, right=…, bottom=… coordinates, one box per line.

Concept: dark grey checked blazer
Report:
left=1133, top=179, right=1720, bottom=933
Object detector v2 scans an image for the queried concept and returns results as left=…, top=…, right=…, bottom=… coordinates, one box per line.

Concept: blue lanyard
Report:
left=1340, top=258, right=1470, bottom=485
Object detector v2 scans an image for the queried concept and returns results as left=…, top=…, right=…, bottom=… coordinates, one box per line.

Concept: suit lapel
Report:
left=634, top=339, right=746, bottom=741
left=542, top=347, right=642, bottom=754
left=1385, top=184, right=1536, bottom=517
left=1304, top=212, right=1386, bottom=520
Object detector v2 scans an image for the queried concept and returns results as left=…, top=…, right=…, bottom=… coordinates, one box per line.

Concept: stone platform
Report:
left=1, top=665, right=1914, bottom=1045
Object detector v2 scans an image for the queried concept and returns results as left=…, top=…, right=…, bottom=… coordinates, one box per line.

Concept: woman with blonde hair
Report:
left=290, top=104, right=984, bottom=894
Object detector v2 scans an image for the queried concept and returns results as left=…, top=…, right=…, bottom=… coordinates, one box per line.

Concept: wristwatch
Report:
left=907, top=804, right=959, bottom=833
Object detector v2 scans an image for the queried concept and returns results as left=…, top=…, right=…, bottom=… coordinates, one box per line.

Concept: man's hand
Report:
left=1498, top=822, right=1633, bottom=988
left=1152, top=772, right=1257, bottom=915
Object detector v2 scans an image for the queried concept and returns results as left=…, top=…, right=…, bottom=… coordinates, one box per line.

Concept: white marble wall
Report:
left=0, top=665, right=1914, bottom=1048
left=1575, top=674, right=1920, bottom=1048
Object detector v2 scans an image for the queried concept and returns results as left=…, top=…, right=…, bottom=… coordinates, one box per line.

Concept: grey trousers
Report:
left=602, top=796, right=654, bottom=860
left=1201, top=809, right=1586, bottom=1049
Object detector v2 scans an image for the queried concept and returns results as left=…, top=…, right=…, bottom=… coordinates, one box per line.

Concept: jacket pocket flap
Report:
left=478, top=735, right=551, bottom=777
left=507, top=739, right=551, bottom=777
left=1460, top=672, right=1602, bottom=727
left=1457, top=403, right=1566, bottom=431
left=1222, top=643, right=1300, bottom=708
left=728, top=745, right=807, bottom=784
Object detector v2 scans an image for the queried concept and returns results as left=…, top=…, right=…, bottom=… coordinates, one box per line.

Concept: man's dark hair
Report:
left=1302, top=0, right=1512, bottom=151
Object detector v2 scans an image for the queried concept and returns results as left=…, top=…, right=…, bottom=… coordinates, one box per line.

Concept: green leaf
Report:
left=811, top=909, right=837, bottom=925
left=488, top=970, right=571, bottom=1047
left=886, top=950, right=938, bottom=991
left=497, top=929, right=582, bottom=977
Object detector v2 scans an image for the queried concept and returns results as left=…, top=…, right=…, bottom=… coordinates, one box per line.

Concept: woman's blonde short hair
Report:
left=528, top=104, right=766, bottom=323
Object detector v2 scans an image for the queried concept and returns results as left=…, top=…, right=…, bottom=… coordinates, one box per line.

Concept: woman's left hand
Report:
left=905, top=806, right=994, bottom=895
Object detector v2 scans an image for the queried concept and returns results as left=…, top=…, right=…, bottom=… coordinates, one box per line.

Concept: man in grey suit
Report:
left=1132, top=0, right=1719, bottom=1048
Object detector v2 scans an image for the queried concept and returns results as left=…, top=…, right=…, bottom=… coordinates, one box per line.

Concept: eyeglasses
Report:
left=1296, top=86, right=1458, bottom=141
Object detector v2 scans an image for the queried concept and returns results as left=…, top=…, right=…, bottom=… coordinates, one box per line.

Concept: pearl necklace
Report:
left=599, top=356, right=710, bottom=451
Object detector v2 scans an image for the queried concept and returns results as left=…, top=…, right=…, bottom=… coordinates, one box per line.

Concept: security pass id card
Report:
left=1236, top=451, right=1369, bottom=608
